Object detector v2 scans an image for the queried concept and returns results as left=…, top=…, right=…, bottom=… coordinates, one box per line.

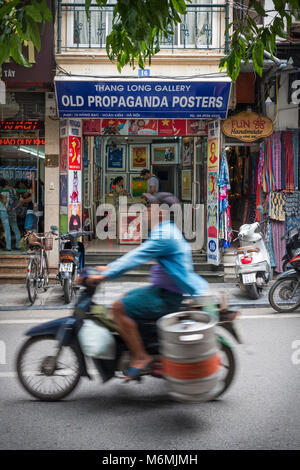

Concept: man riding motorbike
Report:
left=87, top=192, right=209, bottom=381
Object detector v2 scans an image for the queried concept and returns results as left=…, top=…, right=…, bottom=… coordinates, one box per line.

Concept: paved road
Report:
left=0, top=308, right=299, bottom=450
left=0, top=281, right=277, bottom=310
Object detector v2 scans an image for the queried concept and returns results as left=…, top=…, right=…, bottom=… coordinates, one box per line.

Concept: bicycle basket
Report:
left=28, top=233, right=42, bottom=247
left=44, top=235, right=53, bottom=251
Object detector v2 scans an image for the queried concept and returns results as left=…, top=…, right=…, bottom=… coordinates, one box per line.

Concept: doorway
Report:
left=152, top=165, right=176, bottom=194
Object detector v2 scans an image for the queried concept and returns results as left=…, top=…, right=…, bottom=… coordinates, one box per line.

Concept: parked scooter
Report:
left=56, top=223, right=92, bottom=303
left=16, top=268, right=241, bottom=402
left=281, top=228, right=300, bottom=272
left=268, top=249, right=300, bottom=313
left=234, top=206, right=272, bottom=300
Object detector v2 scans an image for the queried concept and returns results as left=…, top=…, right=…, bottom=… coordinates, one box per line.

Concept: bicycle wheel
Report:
left=42, top=252, right=49, bottom=292
left=26, top=258, right=38, bottom=304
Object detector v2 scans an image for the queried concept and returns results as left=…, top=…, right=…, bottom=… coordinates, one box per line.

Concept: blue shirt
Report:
left=104, top=221, right=209, bottom=296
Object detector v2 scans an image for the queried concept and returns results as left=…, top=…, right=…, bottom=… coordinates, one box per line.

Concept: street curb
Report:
left=0, top=300, right=271, bottom=311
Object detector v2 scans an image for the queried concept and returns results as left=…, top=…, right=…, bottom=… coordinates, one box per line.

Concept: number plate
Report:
left=242, top=273, right=256, bottom=284
left=59, top=263, right=73, bottom=272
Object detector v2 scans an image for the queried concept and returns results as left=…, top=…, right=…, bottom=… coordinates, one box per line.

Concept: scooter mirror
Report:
left=84, top=219, right=91, bottom=228
left=50, top=225, right=58, bottom=231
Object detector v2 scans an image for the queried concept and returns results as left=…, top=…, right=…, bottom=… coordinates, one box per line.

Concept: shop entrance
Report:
left=152, top=166, right=176, bottom=193
left=227, top=144, right=260, bottom=234
left=82, top=133, right=207, bottom=255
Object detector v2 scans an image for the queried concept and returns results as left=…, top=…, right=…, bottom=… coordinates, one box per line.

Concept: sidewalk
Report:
left=0, top=281, right=273, bottom=311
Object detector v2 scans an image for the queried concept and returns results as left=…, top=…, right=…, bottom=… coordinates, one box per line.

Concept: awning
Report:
left=54, top=77, right=232, bottom=120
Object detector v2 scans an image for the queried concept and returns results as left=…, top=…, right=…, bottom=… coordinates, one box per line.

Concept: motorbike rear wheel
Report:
left=16, top=335, right=81, bottom=401
left=245, top=283, right=260, bottom=300
left=63, top=278, right=73, bottom=304
left=268, top=278, right=300, bottom=313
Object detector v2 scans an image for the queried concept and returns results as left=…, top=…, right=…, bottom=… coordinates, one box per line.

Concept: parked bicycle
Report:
left=25, top=226, right=58, bottom=305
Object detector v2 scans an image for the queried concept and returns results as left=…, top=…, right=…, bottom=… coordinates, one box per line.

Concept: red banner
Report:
left=69, top=136, right=82, bottom=170
left=82, top=119, right=208, bottom=136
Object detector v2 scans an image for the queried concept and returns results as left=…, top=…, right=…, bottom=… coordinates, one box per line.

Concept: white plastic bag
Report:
left=78, top=320, right=116, bottom=359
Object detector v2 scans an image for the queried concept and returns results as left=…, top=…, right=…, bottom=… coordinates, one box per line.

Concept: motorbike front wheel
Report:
left=16, top=335, right=81, bottom=401
left=269, top=278, right=300, bottom=313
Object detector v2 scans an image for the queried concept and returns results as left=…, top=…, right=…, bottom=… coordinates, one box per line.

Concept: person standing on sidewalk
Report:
left=0, top=178, right=21, bottom=251
left=140, top=169, right=160, bottom=194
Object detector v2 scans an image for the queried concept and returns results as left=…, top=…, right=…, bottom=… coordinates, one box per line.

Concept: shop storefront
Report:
left=0, top=3, right=54, bottom=258
left=0, top=93, right=46, bottom=251
left=55, top=77, right=232, bottom=257
left=220, top=107, right=300, bottom=274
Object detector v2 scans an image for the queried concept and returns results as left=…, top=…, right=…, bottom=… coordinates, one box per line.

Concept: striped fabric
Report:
left=271, top=221, right=286, bottom=273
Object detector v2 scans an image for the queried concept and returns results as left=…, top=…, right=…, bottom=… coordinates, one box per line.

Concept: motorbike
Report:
left=281, top=228, right=300, bottom=272
left=268, top=250, right=300, bottom=313
left=16, top=268, right=241, bottom=402
left=56, top=227, right=92, bottom=304
left=234, top=207, right=272, bottom=300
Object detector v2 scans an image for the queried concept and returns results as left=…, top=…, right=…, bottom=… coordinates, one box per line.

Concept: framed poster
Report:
left=106, top=145, right=126, bottom=171
left=119, top=213, right=142, bottom=244
left=151, top=143, right=178, bottom=164
left=106, top=173, right=127, bottom=195
left=69, top=136, right=82, bottom=170
left=68, top=169, right=82, bottom=204
left=59, top=174, right=68, bottom=206
left=181, top=169, right=192, bottom=201
left=182, top=138, right=193, bottom=166
left=59, top=137, right=68, bottom=172
left=68, top=203, right=82, bottom=232
left=129, top=144, right=150, bottom=171
left=130, top=175, right=148, bottom=198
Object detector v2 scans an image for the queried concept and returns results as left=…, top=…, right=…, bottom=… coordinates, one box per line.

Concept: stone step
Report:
left=86, top=258, right=224, bottom=273
left=97, top=270, right=224, bottom=283
left=0, top=254, right=29, bottom=266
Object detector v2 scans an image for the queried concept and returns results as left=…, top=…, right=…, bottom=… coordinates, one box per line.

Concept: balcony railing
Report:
left=57, top=1, right=230, bottom=54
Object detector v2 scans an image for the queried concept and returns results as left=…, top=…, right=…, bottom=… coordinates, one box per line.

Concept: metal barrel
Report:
left=157, top=310, right=220, bottom=402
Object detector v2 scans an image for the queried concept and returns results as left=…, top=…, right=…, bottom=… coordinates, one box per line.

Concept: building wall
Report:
left=44, top=117, right=59, bottom=267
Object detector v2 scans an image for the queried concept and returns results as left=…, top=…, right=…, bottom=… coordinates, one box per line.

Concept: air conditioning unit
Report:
left=45, top=92, right=57, bottom=117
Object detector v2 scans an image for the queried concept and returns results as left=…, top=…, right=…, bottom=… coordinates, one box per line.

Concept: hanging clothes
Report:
left=284, top=191, right=300, bottom=217
left=271, top=221, right=286, bottom=273
left=284, top=132, right=294, bottom=192
left=272, top=131, right=282, bottom=190
left=269, top=192, right=285, bottom=221
left=218, top=151, right=232, bottom=248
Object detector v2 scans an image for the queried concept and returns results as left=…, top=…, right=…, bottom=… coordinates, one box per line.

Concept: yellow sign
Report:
left=222, top=111, right=273, bottom=142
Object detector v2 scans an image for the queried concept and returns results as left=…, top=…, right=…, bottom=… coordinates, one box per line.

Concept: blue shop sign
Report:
left=55, top=79, right=231, bottom=119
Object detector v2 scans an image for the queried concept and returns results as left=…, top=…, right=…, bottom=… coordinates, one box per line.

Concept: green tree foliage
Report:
left=0, top=0, right=52, bottom=73
left=220, top=0, right=300, bottom=80
left=0, top=0, right=299, bottom=80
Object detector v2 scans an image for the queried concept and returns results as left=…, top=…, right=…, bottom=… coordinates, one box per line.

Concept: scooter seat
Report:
left=236, top=245, right=260, bottom=254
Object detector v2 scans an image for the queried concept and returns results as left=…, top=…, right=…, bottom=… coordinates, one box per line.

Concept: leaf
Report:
left=40, top=0, right=53, bottom=22
left=85, top=0, right=93, bottom=20
left=25, top=5, right=42, bottom=23
left=171, top=0, right=187, bottom=15
left=27, top=17, right=41, bottom=52
left=0, top=41, right=10, bottom=66
left=254, top=41, right=264, bottom=68
left=250, top=0, right=267, bottom=17
left=10, top=35, right=31, bottom=67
